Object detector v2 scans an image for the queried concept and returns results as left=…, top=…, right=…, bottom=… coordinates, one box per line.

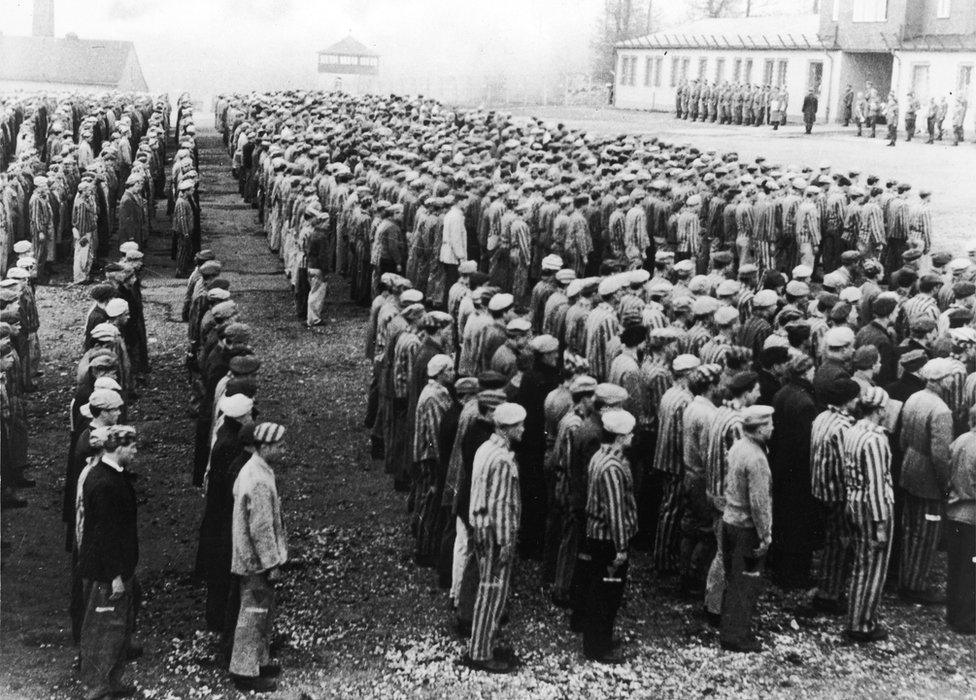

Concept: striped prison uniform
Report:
left=413, top=380, right=454, bottom=562
left=468, top=433, right=521, bottom=662
left=704, top=400, right=745, bottom=615
left=810, top=406, right=856, bottom=602
left=584, top=302, right=621, bottom=382
left=844, top=419, right=894, bottom=634
left=650, top=383, right=693, bottom=572
left=582, top=444, right=638, bottom=658
left=698, top=335, right=732, bottom=367
left=548, top=407, right=584, bottom=602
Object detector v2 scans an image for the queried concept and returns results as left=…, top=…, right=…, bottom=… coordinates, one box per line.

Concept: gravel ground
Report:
left=0, top=131, right=973, bottom=700
left=507, top=106, right=975, bottom=251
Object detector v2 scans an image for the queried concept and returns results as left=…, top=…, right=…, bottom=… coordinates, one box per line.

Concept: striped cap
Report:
left=253, top=422, right=286, bottom=444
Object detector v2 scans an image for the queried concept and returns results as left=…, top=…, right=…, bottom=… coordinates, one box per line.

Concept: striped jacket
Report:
left=413, top=380, right=454, bottom=464
left=810, top=406, right=855, bottom=503
left=585, top=302, right=621, bottom=382
left=844, top=419, right=894, bottom=522
left=640, top=357, right=673, bottom=424
left=393, top=330, right=421, bottom=399
left=551, top=408, right=584, bottom=507
left=705, top=399, right=746, bottom=506
left=585, top=444, right=638, bottom=552
left=652, top=384, right=693, bottom=476
left=469, top=433, right=521, bottom=547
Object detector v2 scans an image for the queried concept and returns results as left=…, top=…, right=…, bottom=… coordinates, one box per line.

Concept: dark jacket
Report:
left=855, top=320, right=898, bottom=387
left=195, top=419, right=248, bottom=578
left=770, top=378, right=822, bottom=555
left=77, top=460, right=139, bottom=583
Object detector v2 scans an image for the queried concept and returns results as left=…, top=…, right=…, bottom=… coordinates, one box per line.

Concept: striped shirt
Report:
left=652, top=384, right=693, bottom=475
left=585, top=302, right=621, bottom=382
left=551, top=409, right=584, bottom=507
left=413, top=380, right=454, bottom=464
left=469, top=433, right=522, bottom=547
left=393, top=330, right=421, bottom=399
left=699, top=334, right=733, bottom=367
left=680, top=322, right=713, bottom=357
left=810, top=406, right=855, bottom=503
left=640, top=357, right=673, bottom=423
left=563, top=299, right=592, bottom=356
left=901, top=293, right=940, bottom=328
left=705, top=399, right=746, bottom=506
left=683, top=395, right=718, bottom=488
left=943, top=356, right=970, bottom=434
left=610, top=350, right=649, bottom=425
left=641, top=302, right=670, bottom=331
left=585, top=444, right=639, bottom=552
left=843, top=419, right=894, bottom=522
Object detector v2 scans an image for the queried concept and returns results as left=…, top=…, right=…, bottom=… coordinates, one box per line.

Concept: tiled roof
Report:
left=320, top=35, right=378, bottom=57
left=616, top=15, right=824, bottom=51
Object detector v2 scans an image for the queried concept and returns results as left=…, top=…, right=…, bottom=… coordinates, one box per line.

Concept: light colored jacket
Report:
left=231, top=453, right=288, bottom=575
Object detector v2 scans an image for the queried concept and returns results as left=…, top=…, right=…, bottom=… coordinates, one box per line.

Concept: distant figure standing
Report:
left=854, top=92, right=868, bottom=136
left=885, top=92, right=899, bottom=147
left=802, top=89, right=819, bottom=134
left=842, top=85, right=854, bottom=126
left=951, top=95, right=968, bottom=146
left=936, top=96, right=949, bottom=140
left=904, top=91, right=920, bottom=142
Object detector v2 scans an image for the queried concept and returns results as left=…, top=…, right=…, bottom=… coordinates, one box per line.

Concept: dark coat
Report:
left=802, top=94, right=819, bottom=121
left=77, top=460, right=139, bottom=583
left=195, top=419, right=247, bottom=578
left=855, top=320, right=898, bottom=387
left=769, top=378, right=822, bottom=556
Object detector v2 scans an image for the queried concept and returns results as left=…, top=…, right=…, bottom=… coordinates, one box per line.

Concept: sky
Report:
left=1, top=0, right=811, bottom=103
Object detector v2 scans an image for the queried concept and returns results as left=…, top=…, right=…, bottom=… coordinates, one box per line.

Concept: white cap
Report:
left=105, top=298, right=129, bottom=317
left=493, top=402, right=527, bottom=426
left=823, top=326, right=856, bottom=348
left=487, top=293, right=514, bottom=312
left=601, top=409, right=636, bottom=435
left=219, top=393, right=254, bottom=419
left=598, top=277, right=621, bottom=296
left=426, top=353, right=454, bottom=377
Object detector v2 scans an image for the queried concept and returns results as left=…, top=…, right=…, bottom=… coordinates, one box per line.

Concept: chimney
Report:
left=33, top=0, right=55, bottom=37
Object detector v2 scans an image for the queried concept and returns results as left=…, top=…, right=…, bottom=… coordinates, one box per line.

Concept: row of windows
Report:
left=619, top=55, right=790, bottom=88
left=910, top=63, right=974, bottom=97
left=318, top=54, right=379, bottom=67
left=831, top=0, right=950, bottom=23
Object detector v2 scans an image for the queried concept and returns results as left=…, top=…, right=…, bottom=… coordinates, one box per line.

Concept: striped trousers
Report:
left=846, top=503, right=893, bottom=634
left=469, top=539, right=512, bottom=661
left=899, top=494, right=943, bottom=593
left=705, top=512, right=725, bottom=615
left=651, top=473, right=683, bottom=573
left=553, top=511, right=582, bottom=604
left=755, top=241, right=774, bottom=278
left=816, top=500, right=850, bottom=602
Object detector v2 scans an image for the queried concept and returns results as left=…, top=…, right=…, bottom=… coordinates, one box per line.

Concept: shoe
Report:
left=454, top=619, right=471, bottom=638
left=701, top=607, right=721, bottom=628
left=844, top=626, right=888, bottom=643
left=230, top=674, right=277, bottom=692
left=259, top=662, right=282, bottom=678
left=898, top=587, right=944, bottom=605
left=110, top=685, right=137, bottom=697
left=720, top=639, right=762, bottom=653
left=586, top=649, right=626, bottom=664
left=12, top=477, right=35, bottom=488
left=463, top=655, right=513, bottom=673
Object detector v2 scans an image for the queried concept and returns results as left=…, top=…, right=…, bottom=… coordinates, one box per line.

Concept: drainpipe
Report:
left=822, top=49, right=835, bottom=124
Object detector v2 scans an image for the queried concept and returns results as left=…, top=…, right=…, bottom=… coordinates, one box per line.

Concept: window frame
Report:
left=776, top=59, right=788, bottom=86
left=852, top=0, right=888, bottom=23
left=670, top=57, right=679, bottom=87
left=958, top=63, right=974, bottom=95
left=715, top=58, right=725, bottom=84
left=744, top=58, right=753, bottom=84
left=654, top=57, right=663, bottom=87
left=937, top=0, right=950, bottom=19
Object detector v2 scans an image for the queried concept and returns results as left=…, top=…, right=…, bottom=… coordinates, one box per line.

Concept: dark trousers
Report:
left=679, top=482, right=714, bottom=593
left=294, top=266, right=309, bottom=320
left=887, top=123, right=897, bottom=144
left=946, top=520, right=975, bottom=634
left=867, top=115, right=876, bottom=137
left=80, top=577, right=138, bottom=698
left=804, top=117, right=814, bottom=134
left=926, top=117, right=936, bottom=143
left=580, top=538, right=628, bottom=659
left=442, top=263, right=459, bottom=309
left=905, top=116, right=916, bottom=140
left=720, top=524, right=764, bottom=648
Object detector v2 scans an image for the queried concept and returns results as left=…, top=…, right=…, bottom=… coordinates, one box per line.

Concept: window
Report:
left=670, top=57, right=679, bottom=87
left=959, top=64, right=973, bottom=95
left=618, top=55, right=627, bottom=85
left=654, top=57, right=663, bottom=87
left=937, top=0, right=950, bottom=18
left=763, top=59, right=774, bottom=85
left=681, top=58, right=691, bottom=81
left=808, top=61, right=823, bottom=91
left=744, top=59, right=753, bottom=84
left=698, top=58, right=708, bottom=80
left=776, top=59, right=788, bottom=86
left=715, top=58, right=725, bottom=83
left=629, top=57, right=638, bottom=85
left=831, top=0, right=840, bottom=21
left=645, top=57, right=654, bottom=87
left=852, top=0, right=887, bottom=22
left=911, top=64, right=930, bottom=98
left=733, top=58, right=742, bottom=82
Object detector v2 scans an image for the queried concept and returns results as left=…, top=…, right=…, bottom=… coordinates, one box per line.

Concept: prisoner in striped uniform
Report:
left=843, top=388, right=895, bottom=643
left=466, top=403, right=525, bottom=673
left=584, top=279, right=622, bottom=382
left=581, top=410, right=638, bottom=663
left=649, top=354, right=699, bottom=573
left=898, top=359, right=956, bottom=604
left=703, top=372, right=760, bottom=619
left=413, top=355, right=457, bottom=566
left=808, top=378, right=860, bottom=612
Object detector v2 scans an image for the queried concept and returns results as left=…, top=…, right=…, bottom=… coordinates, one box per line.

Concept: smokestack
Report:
left=33, top=0, right=55, bottom=38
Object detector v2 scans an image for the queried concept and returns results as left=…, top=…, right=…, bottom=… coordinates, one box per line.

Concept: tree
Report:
left=590, top=0, right=658, bottom=81
left=690, top=0, right=742, bottom=18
